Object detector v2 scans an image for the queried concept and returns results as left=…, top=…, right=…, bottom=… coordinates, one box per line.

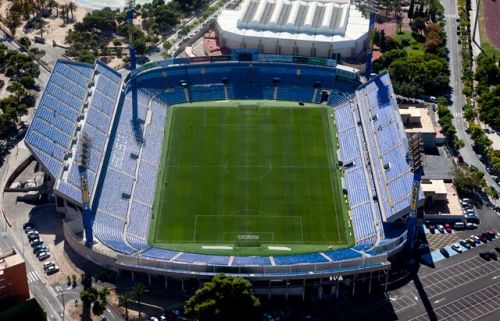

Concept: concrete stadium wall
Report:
left=63, top=219, right=117, bottom=271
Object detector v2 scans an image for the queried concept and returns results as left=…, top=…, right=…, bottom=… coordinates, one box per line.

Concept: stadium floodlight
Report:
left=364, top=1, right=383, bottom=80
left=406, top=133, right=424, bottom=260
left=127, top=0, right=136, bottom=70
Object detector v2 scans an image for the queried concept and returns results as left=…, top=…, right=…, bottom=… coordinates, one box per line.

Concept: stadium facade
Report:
left=24, top=51, right=422, bottom=297
left=216, top=0, right=369, bottom=59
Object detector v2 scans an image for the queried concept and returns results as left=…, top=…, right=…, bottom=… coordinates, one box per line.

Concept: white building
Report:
left=216, top=0, right=370, bottom=59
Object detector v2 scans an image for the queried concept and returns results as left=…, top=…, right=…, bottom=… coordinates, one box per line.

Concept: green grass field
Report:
left=149, top=100, right=353, bottom=255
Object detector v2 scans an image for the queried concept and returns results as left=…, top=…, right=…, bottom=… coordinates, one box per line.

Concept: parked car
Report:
left=495, top=247, right=500, bottom=253
left=477, top=233, right=489, bottom=243
left=489, top=252, right=498, bottom=261
left=466, top=223, right=477, bottom=230
left=466, top=215, right=480, bottom=224
left=440, top=248, right=450, bottom=258
left=30, top=239, right=43, bottom=247
left=36, top=251, right=50, bottom=261
left=46, top=265, right=60, bottom=275
left=451, top=243, right=463, bottom=253
left=471, top=235, right=481, bottom=244
left=444, top=224, right=452, bottom=233
left=466, top=238, right=476, bottom=247
left=454, top=222, right=465, bottom=230
left=27, top=233, right=39, bottom=241
left=459, top=240, right=471, bottom=249
left=26, top=230, right=38, bottom=237
left=43, top=261, right=55, bottom=271
left=23, top=223, right=34, bottom=231
left=437, top=225, right=445, bottom=233
left=485, top=230, right=496, bottom=239
left=429, top=225, right=436, bottom=233
left=33, top=245, right=47, bottom=253
left=480, top=252, right=491, bottom=261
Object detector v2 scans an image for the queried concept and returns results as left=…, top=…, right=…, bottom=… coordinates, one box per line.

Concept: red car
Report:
left=444, top=224, right=452, bottom=233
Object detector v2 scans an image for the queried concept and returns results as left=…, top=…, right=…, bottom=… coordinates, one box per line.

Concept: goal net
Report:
left=236, top=234, right=261, bottom=247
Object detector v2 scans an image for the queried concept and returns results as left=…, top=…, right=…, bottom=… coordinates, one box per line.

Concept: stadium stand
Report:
left=273, top=253, right=329, bottom=265
left=26, top=57, right=413, bottom=275
left=231, top=256, right=272, bottom=266
left=25, top=60, right=94, bottom=178
left=356, top=73, right=422, bottom=221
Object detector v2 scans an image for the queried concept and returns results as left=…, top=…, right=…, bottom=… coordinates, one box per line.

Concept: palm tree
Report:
left=68, top=1, right=76, bottom=22
left=59, top=4, right=67, bottom=24
left=131, top=283, right=145, bottom=320
left=118, top=292, right=131, bottom=321
left=99, top=287, right=110, bottom=302
left=48, top=0, right=57, bottom=15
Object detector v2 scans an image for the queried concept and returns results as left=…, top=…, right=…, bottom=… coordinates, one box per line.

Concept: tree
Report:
left=9, top=82, right=26, bottom=102
left=80, top=287, right=98, bottom=304
left=453, top=165, right=484, bottom=193
left=410, top=16, right=427, bottom=35
left=132, top=283, right=145, bottom=320
left=408, top=0, right=415, bottom=19
left=184, top=274, right=260, bottom=321
left=118, top=292, right=131, bottom=321
left=134, top=38, right=146, bottom=56
left=4, top=12, right=21, bottom=37
left=68, top=2, right=77, bottom=21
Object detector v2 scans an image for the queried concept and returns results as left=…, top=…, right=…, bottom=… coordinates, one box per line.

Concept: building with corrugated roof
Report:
left=216, top=0, right=369, bottom=59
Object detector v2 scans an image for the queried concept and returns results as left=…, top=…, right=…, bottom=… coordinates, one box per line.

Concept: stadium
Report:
left=24, top=51, right=421, bottom=296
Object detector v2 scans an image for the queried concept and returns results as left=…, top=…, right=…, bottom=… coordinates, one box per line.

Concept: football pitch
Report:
left=149, top=100, right=353, bottom=255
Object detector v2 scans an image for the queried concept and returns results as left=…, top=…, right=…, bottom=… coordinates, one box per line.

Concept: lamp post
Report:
left=61, top=289, right=65, bottom=321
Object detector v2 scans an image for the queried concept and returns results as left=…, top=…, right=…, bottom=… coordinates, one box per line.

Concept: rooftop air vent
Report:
left=121, top=193, right=131, bottom=199
left=384, top=162, right=391, bottom=170
left=372, top=114, right=378, bottom=121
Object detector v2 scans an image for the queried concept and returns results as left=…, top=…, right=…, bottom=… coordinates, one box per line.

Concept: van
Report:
left=453, top=222, right=465, bottom=230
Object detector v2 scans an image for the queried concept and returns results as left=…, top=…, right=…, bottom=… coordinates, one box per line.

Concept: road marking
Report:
left=492, top=275, right=500, bottom=280
left=27, top=271, right=40, bottom=284
left=43, top=297, right=61, bottom=321
left=434, top=298, right=446, bottom=304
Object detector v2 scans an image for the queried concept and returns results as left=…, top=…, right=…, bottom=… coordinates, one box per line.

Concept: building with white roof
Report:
left=216, top=0, right=369, bottom=59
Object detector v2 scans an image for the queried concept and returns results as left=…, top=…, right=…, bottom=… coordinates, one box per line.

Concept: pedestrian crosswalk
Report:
left=445, top=14, right=459, bottom=20
left=453, top=112, right=463, bottom=118
left=27, top=271, right=40, bottom=284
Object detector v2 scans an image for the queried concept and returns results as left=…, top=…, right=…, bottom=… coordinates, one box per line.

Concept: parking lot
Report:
left=416, top=256, right=500, bottom=299
left=409, top=282, right=500, bottom=321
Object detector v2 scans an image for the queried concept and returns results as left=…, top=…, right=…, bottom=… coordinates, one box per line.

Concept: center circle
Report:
left=225, top=155, right=272, bottom=179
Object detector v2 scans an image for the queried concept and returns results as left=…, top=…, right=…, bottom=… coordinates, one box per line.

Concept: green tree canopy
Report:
left=184, top=274, right=260, bottom=321
left=453, top=165, right=484, bottom=193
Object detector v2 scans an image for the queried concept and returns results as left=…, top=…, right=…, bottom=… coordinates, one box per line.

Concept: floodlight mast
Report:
left=365, top=1, right=380, bottom=80
left=79, top=133, right=94, bottom=246
left=406, top=134, right=424, bottom=258
left=128, top=0, right=136, bottom=70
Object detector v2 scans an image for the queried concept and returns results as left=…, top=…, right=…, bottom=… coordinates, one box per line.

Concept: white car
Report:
left=46, top=265, right=60, bottom=275
left=451, top=243, right=463, bottom=253
left=43, top=260, right=55, bottom=271
left=437, top=225, right=445, bottom=233
left=37, top=251, right=50, bottom=260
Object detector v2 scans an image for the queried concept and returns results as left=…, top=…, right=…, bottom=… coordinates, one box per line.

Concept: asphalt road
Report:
left=441, top=0, right=499, bottom=195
